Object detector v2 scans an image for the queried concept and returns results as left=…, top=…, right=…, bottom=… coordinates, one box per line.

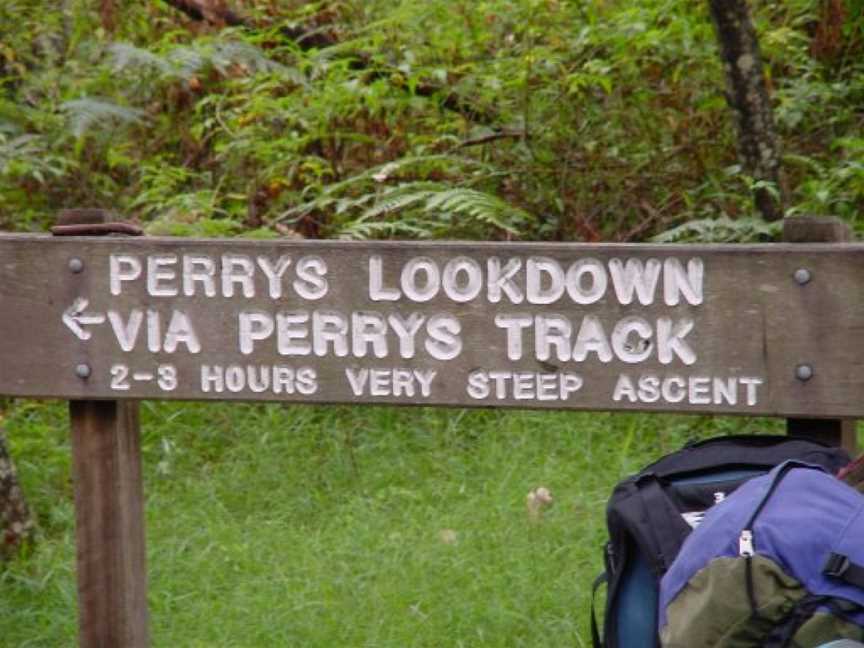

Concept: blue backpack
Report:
left=592, top=436, right=850, bottom=648
left=659, top=462, right=864, bottom=647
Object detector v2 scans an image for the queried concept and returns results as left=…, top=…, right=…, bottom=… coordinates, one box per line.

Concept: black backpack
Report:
left=591, top=434, right=851, bottom=648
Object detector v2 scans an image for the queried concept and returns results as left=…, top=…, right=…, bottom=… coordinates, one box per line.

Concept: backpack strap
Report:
left=636, top=476, right=691, bottom=574
left=590, top=571, right=607, bottom=648
left=824, top=553, right=864, bottom=589
left=764, top=594, right=864, bottom=648
left=763, top=594, right=831, bottom=648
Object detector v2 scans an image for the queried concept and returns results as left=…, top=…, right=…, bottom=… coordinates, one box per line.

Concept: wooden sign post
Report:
left=1, top=227, right=862, bottom=646
left=53, top=210, right=149, bottom=648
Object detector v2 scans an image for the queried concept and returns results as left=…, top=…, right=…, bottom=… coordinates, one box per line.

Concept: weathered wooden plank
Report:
left=70, top=400, right=148, bottom=648
left=783, top=216, right=858, bottom=453
left=1, top=235, right=864, bottom=417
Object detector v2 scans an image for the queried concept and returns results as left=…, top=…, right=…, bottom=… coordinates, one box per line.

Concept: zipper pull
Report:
left=739, top=529, right=755, bottom=557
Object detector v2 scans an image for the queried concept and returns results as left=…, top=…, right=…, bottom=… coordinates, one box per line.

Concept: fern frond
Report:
left=336, top=218, right=433, bottom=240
left=166, top=46, right=207, bottom=79
left=0, top=133, right=42, bottom=166
left=206, top=41, right=304, bottom=84
left=62, top=98, right=145, bottom=138
left=277, top=155, right=495, bottom=222
left=421, top=187, right=530, bottom=233
left=107, top=42, right=173, bottom=76
left=652, top=216, right=781, bottom=243
left=358, top=182, right=444, bottom=219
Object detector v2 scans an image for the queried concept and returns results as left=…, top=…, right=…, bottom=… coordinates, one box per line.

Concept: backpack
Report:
left=592, top=435, right=850, bottom=648
left=658, top=461, right=864, bottom=647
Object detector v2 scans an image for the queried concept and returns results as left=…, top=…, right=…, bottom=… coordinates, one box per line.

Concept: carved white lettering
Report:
left=442, top=257, right=482, bottom=302
left=714, top=377, right=737, bottom=405
left=345, top=367, right=435, bottom=397
left=147, top=255, right=178, bottom=297
left=739, top=377, right=763, bottom=406
left=110, top=254, right=142, bottom=296
left=535, top=315, right=572, bottom=362
left=688, top=376, right=711, bottom=405
left=572, top=315, right=613, bottom=362
left=368, top=256, right=400, bottom=301
left=487, top=258, right=524, bottom=304
left=608, top=258, right=661, bottom=305
left=657, top=317, right=696, bottom=365
left=611, top=316, right=653, bottom=364
left=312, top=311, right=349, bottom=357
left=565, top=258, right=607, bottom=304
left=221, top=255, right=255, bottom=298
left=183, top=255, right=216, bottom=297
left=201, top=365, right=224, bottom=392
left=466, top=370, right=583, bottom=401
left=201, top=364, right=316, bottom=395
left=345, top=367, right=368, bottom=395
left=526, top=257, right=565, bottom=305
left=612, top=374, right=637, bottom=402
left=661, top=375, right=687, bottom=403
left=239, top=311, right=274, bottom=355
left=276, top=311, right=311, bottom=356
left=495, top=314, right=533, bottom=360
left=387, top=313, right=425, bottom=359
left=293, top=256, right=328, bottom=300
left=614, top=374, right=763, bottom=407
left=401, top=257, right=440, bottom=302
left=663, top=258, right=704, bottom=306
left=425, top=315, right=462, bottom=360
left=147, top=309, right=161, bottom=353
left=273, top=366, right=295, bottom=394
left=108, top=309, right=144, bottom=352
left=256, top=256, right=292, bottom=299
left=163, top=310, right=201, bottom=353
left=352, top=312, right=388, bottom=358
left=638, top=374, right=661, bottom=403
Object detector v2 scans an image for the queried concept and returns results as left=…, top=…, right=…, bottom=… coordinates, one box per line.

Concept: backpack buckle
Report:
left=823, top=552, right=850, bottom=578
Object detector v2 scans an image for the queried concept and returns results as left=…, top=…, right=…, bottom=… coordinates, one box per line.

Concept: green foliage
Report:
left=283, top=155, right=533, bottom=238
left=61, top=98, right=146, bottom=138
left=652, top=216, right=781, bottom=243
left=1, top=0, right=861, bottom=237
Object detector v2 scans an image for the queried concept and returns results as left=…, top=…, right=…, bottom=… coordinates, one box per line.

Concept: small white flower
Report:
left=526, top=487, right=553, bottom=521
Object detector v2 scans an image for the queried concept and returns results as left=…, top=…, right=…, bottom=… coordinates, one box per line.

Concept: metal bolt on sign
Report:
left=75, top=364, right=92, bottom=379
left=68, top=258, right=84, bottom=273
left=795, top=364, right=814, bottom=382
left=794, top=268, right=812, bottom=285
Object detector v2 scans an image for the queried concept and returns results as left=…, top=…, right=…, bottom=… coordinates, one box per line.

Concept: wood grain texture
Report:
left=1, top=235, right=863, bottom=417
left=783, top=216, right=858, bottom=452
left=70, top=400, right=148, bottom=648
left=57, top=209, right=149, bottom=648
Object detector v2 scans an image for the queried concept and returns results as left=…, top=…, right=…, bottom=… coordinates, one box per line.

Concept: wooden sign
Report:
left=1, top=234, right=863, bottom=417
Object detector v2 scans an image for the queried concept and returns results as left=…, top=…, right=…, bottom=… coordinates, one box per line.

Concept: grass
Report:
left=0, top=399, right=839, bottom=647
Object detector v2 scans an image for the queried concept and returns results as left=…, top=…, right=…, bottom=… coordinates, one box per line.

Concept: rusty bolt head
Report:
left=795, top=364, right=813, bottom=382
left=68, top=258, right=84, bottom=273
left=75, top=364, right=91, bottom=379
left=793, top=268, right=811, bottom=285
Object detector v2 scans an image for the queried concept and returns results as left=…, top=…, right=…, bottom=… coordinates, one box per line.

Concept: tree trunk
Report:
left=707, top=0, right=783, bottom=221
left=0, top=427, right=35, bottom=559
left=810, top=0, right=848, bottom=61
left=100, top=0, right=116, bottom=33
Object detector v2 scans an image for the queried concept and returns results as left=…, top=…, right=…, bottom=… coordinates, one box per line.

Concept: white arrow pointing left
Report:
left=63, top=297, right=106, bottom=341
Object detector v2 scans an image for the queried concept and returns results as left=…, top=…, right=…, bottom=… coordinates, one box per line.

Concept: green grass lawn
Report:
left=0, top=401, right=812, bottom=646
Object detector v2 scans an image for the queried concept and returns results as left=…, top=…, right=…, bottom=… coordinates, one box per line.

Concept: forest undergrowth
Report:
left=1, top=0, right=862, bottom=241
